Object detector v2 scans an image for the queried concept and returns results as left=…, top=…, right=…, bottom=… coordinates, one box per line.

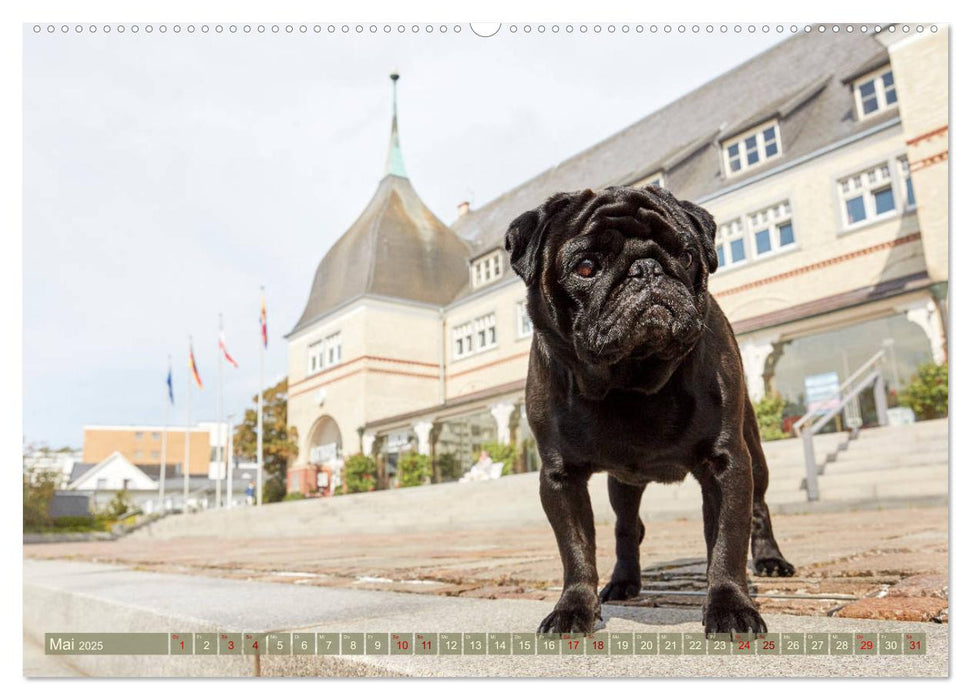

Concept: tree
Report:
left=234, top=378, right=299, bottom=492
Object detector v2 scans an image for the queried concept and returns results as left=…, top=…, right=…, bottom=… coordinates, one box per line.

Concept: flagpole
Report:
left=216, top=313, right=223, bottom=509
left=183, top=337, right=191, bottom=509
left=226, top=413, right=234, bottom=507
left=159, top=355, right=170, bottom=512
left=257, top=287, right=265, bottom=507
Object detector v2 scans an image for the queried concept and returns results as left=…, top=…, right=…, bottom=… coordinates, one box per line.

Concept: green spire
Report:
left=385, top=72, right=408, bottom=178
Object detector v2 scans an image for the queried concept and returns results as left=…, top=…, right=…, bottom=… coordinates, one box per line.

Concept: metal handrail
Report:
left=792, top=349, right=886, bottom=434
left=795, top=351, right=889, bottom=502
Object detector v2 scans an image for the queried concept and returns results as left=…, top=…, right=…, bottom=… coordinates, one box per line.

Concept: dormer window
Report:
left=635, top=172, right=665, bottom=189
left=853, top=66, right=897, bottom=119
left=722, top=121, right=781, bottom=176
left=470, top=251, right=503, bottom=288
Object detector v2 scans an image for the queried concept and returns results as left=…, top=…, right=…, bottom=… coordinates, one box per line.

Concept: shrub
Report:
left=900, top=361, right=948, bottom=420
left=262, top=476, right=287, bottom=503
left=282, top=492, right=305, bottom=501
left=435, top=452, right=464, bottom=481
left=397, top=452, right=431, bottom=488
left=23, top=468, right=58, bottom=529
left=98, top=490, right=135, bottom=520
left=344, top=453, right=378, bottom=493
left=482, top=441, right=517, bottom=476
left=754, top=392, right=787, bottom=441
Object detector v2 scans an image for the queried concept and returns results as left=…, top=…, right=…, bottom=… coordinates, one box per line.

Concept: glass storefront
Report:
left=768, top=311, right=933, bottom=429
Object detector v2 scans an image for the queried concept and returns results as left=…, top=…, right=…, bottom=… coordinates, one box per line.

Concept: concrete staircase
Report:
left=131, top=419, right=948, bottom=540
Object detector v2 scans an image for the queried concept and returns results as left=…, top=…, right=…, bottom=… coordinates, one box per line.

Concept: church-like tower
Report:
left=285, top=75, right=470, bottom=494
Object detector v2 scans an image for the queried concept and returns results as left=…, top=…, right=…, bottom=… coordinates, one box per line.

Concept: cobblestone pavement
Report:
left=24, top=505, right=948, bottom=623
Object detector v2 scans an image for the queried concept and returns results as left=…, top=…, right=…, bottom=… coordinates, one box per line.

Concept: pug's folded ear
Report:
left=504, top=210, right=542, bottom=287
left=678, top=198, right=719, bottom=273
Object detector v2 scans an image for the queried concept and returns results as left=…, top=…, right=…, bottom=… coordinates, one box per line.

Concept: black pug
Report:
left=504, top=185, right=795, bottom=636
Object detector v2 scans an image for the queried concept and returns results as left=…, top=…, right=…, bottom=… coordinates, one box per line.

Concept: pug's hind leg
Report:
left=744, top=398, right=796, bottom=578
left=599, top=476, right=646, bottom=603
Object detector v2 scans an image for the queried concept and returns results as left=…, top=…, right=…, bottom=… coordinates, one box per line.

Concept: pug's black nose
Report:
left=630, top=258, right=662, bottom=280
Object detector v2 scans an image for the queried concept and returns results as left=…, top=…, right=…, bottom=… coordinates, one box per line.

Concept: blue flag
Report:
left=166, top=366, right=174, bottom=405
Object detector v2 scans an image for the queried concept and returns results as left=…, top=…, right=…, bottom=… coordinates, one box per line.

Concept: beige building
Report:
left=286, top=26, right=948, bottom=492
left=82, top=425, right=211, bottom=476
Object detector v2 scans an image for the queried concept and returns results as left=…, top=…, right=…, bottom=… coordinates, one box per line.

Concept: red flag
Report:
left=219, top=331, right=239, bottom=368
left=260, top=290, right=268, bottom=349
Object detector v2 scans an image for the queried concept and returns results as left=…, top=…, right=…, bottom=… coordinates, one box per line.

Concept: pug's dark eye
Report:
left=574, top=259, right=598, bottom=278
left=680, top=251, right=693, bottom=268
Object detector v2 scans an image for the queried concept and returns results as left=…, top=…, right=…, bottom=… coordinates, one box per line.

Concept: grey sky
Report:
left=23, top=25, right=785, bottom=448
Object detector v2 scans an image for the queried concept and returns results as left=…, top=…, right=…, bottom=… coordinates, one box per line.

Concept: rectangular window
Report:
left=722, top=120, right=781, bottom=177
left=838, top=162, right=898, bottom=228
left=452, top=313, right=497, bottom=359
left=899, top=157, right=916, bottom=208
left=134, top=431, right=144, bottom=440
left=150, top=450, right=160, bottom=459
left=516, top=301, right=534, bottom=338
left=324, top=332, right=342, bottom=368
left=307, top=340, right=323, bottom=375
left=151, top=431, right=161, bottom=440
left=747, top=201, right=795, bottom=259
left=754, top=229, right=771, bottom=255
left=873, top=186, right=896, bottom=215
left=134, top=450, right=143, bottom=460
left=715, top=202, right=795, bottom=274
left=882, top=71, right=897, bottom=105
left=854, top=66, right=898, bottom=119
left=715, top=219, right=745, bottom=269
left=470, top=252, right=503, bottom=289
left=96, top=478, right=107, bottom=490
left=846, top=196, right=866, bottom=224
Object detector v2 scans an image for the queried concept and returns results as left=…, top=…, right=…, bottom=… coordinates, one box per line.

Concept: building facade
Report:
left=83, top=424, right=214, bottom=476
left=286, top=27, right=948, bottom=491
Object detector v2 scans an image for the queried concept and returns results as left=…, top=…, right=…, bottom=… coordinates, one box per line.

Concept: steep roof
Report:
left=450, top=29, right=896, bottom=265
left=290, top=78, right=470, bottom=335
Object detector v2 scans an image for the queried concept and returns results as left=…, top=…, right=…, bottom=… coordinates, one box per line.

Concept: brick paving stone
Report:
left=885, top=573, right=948, bottom=598
left=833, top=596, right=947, bottom=622
left=23, top=505, right=947, bottom=621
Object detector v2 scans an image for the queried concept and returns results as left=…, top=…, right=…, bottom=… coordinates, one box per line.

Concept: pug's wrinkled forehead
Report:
left=505, top=185, right=718, bottom=287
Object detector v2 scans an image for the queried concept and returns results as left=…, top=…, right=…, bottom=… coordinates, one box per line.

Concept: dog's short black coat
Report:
left=504, top=185, right=795, bottom=635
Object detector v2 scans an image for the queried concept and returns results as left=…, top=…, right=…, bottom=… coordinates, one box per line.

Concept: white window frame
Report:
left=714, top=218, right=747, bottom=270
left=452, top=312, right=497, bottom=359
left=470, top=251, right=503, bottom=289
left=722, top=120, right=781, bottom=177
left=838, top=161, right=898, bottom=230
left=898, top=156, right=916, bottom=210
left=324, top=332, right=342, bottom=368
left=853, top=65, right=898, bottom=121
left=747, top=201, right=796, bottom=260
left=307, top=340, right=323, bottom=375
left=516, top=301, right=533, bottom=338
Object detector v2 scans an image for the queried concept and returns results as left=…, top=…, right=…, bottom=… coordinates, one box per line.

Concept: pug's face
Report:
left=505, top=186, right=719, bottom=394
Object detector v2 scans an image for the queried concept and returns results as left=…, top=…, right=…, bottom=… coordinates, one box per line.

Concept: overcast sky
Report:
left=23, top=24, right=785, bottom=448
